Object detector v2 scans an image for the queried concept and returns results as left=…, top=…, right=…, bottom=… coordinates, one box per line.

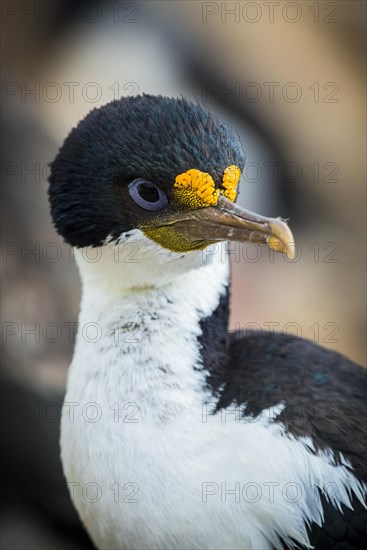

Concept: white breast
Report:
left=61, top=236, right=366, bottom=550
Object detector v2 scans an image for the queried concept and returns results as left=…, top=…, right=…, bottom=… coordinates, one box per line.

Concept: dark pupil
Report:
left=137, top=183, right=159, bottom=203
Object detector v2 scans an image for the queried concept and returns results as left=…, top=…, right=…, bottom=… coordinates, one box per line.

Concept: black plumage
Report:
left=49, top=95, right=245, bottom=247
left=200, top=289, right=367, bottom=549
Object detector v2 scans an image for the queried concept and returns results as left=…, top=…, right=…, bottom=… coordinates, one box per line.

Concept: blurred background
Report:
left=1, top=0, right=366, bottom=548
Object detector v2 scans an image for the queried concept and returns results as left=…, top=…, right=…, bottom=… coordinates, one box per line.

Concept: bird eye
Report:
left=128, top=179, right=168, bottom=211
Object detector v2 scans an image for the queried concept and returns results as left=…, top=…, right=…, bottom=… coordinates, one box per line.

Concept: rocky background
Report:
left=1, top=1, right=366, bottom=548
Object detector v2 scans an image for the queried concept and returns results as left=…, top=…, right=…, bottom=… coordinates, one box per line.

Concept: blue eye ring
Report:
left=128, top=179, right=168, bottom=211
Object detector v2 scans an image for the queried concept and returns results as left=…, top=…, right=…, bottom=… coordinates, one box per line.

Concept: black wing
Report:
left=215, top=331, right=367, bottom=549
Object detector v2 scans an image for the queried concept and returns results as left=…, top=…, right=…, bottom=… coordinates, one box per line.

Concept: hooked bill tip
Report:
left=285, top=241, right=296, bottom=260
left=266, top=221, right=296, bottom=260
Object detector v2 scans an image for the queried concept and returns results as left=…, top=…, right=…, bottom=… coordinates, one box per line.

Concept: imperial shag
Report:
left=49, top=95, right=366, bottom=550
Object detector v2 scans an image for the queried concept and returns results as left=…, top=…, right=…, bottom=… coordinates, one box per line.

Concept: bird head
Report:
left=49, top=95, right=294, bottom=286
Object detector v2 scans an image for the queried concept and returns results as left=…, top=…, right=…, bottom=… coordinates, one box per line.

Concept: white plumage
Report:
left=61, top=234, right=366, bottom=550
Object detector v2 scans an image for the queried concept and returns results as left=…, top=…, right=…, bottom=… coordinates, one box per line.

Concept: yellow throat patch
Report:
left=174, top=165, right=240, bottom=208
